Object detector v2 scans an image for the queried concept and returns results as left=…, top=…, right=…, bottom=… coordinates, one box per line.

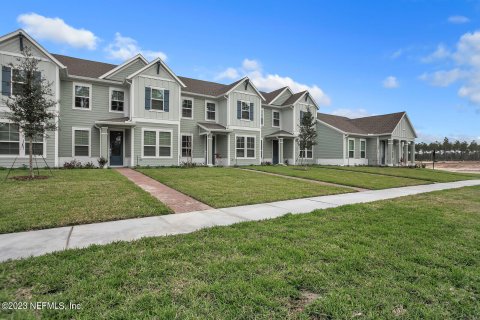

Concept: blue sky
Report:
left=1, top=0, right=479, bottom=142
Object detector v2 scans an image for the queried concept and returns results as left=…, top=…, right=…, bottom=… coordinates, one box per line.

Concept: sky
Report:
left=1, top=0, right=479, bottom=143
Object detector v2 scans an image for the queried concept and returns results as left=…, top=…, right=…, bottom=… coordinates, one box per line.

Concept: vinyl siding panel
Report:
left=0, top=37, right=49, bottom=59
left=316, top=122, right=344, bottom=159
left=366, top=137, right=378, bottom=165
left=179, top=95, right=206, bottom=161
left=229, top=92, right=261, bottom=128
left=392, top=116, right=416, bottom=139
left=107, top=59, right=146, bottom=82
left=133, top=122, right=179, bottom=166
left=230, top=130, right=260, bottom=166
left=272, top=90, right=292, bottom=105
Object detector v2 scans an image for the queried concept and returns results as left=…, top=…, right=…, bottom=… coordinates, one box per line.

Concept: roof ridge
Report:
left=52, top=53, right=117, bottom=67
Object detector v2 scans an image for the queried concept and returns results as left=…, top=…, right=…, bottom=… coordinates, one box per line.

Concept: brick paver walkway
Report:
left=116, top=168, right=212, bottom=213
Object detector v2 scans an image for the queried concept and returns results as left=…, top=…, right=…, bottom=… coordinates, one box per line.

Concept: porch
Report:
left=95, top=117, right=135, bottom=167
left=198, top=122, right=232, bottom=166
left=378, top=138, right=415, bottom=166
left=264, top=130, right=298, bottom=165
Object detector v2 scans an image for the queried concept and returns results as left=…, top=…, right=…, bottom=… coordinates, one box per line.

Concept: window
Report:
left=236, top=136, right=255, bottom=158
left=2, top=67, right=41, bottom=97
left=260, top=139, right=263, bottom=159
left=182, top=99, right=193, bottom=118
left=272, top=111, right=280, bottom=127
left=360, top=140, right=366, bottom=159
left=11, top=69, right=26, bottom=96
left=151, top=88, right=164, bottom=111
left=240, top=101, right=251, bottom=120
left=348, top=139, right=355, bottom=158
left=73, top=129, right=90, bottom=157
left=206, top=102, right=216, bottom=121
left=0, top=123, right=20, bottom=155
left=74, top=84, right=91, bottom=109
left=261, top=108, right=264, bottom=126
left=300, top=111, right=305, bottom=122
left=300, top=146, right=313, bottom=159
left=181, top=135, right=192, bottom=157
left=142, top=130, right=172, bottom=158
left=110, top=89, right=124, bottom=112
left=25, top=133, right=44, bottom=156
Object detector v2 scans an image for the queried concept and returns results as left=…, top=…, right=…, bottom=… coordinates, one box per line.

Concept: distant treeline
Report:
left=415, top=138, right=480, bottom=161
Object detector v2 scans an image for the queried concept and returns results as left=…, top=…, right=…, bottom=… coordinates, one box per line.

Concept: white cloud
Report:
left=215, top=59, right=331, bottom=105
left=382, top=76, right=399, bottom=89
left=419, top=69, right=465, bottom=87
left=453, top=31, right=480, bottom=67
left=105, top=33, right=167, bottom=61
left=447, top=15, right=470, bottom=24
left=391, top=49, right=403, bottom=59
left=17, top=13, right=98, bottom=49
left=330, top=108, right=373, bottom=118
left=421, top=44, right=451, bottom=63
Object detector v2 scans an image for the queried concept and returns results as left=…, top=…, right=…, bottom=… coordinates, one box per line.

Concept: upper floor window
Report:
left=0, top=123, right=19, bottom=155
left=73, top=83, right=91, bottom=110
left=151, top=88, right=164, bottom=111
left=2, top=67, right=40, bottom=97
left=182, top=99, right=193, bottom=118
left=360, top=140, right=366, bottom=158
left=237, top=101, right=253, bottom=121
left=348, top=139, right=355, bottom=158
left=261, top=108, right=264, bottom=126
left=145, top=87, right=169, bottom=112
left=11, top=69, right=26, bottom=96
left=272, top=111, right=280, bottom=127
left=206, top=102, right=216, bottom=121
left=110, top=89, right=124, bottom=112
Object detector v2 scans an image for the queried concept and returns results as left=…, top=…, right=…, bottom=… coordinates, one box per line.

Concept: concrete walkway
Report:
left=1, top=179, right=479, bottom=262
left=116, top=168, right=212, bottom=213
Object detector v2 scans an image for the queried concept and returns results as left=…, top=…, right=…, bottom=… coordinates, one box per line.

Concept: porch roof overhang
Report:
left=95, top=117, right=136, bottom=127
left=198, top=122, right=233, bottom=135
left=265, top=130, right=297, bottom=139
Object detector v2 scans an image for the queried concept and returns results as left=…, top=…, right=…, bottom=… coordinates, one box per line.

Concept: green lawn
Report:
left=1, top=186, right=479, bottom=319
left=249, top=165, right=428, bottom=189
left=319, top=165, right=480, bottom=182
left=0, top=169, right=171, bottom=233
left=137, top=167, right=350, bottom=208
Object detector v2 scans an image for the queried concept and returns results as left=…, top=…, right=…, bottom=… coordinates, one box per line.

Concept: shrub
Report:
left=63, top=159, right=82, bottom=169
left=180, top=161, right=198, bottom=168
left=261, top=161, right=272, bottom=166
left=97, top=156, right=108, bottom=169
left=83, top=161, right=96, bottom=169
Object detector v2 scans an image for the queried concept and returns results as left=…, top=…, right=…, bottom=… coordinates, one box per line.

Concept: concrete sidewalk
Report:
left=1, top=179, right=479, bottom=262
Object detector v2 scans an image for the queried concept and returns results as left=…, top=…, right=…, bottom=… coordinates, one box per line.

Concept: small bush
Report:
left=63, top=159, right=82, bottom=169
left=97, top=156, right=108, bottom=169
left=261, top=161, right=272, bottom=166
left=180, top=161, right=198, bottom=168
left=83, top=162, right=96, bottom=169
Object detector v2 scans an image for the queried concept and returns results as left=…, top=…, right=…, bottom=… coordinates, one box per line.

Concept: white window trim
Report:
left=148, top=86, right=167, bottom=113
left=0, top=120, right=47, bottom=158
left=141, top=128, right=173, bottom=159
left=109, top=87, right=125, bottom=113
left=205, top=100, right=217, bottom=122
left=272, top=110, right=280, bottom=128
left=360, top=139, right=367, bottom=159
left=181, top=97, right=194, bottom=119
left=261, top=108, right=265, bottom=126
left=239, top=100, right=252, bottom=122
left=235, top=134, right=256, bottom=159
left=260, top=138, right=263, bottom=160
left=181, top=133, right=193, bottom=158
left=72, top=127, right=91, bottom=157
left=348, top=138, right=355, bottom=159
left=300, top=145, right=314, bottom=159
left=72, top=82, right=92, bottom=111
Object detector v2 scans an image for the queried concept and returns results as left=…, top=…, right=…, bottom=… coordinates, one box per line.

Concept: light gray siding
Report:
left=272, top=90, right=291, bottom=105
left=0, top=37, right=48, bottom=59
left=316, top=122, right=344, bottom=159
left=366, top=137, right=378, bottom=165
left=133, top=122, right=179, bottom=166
left=229, top=91, right=262, bottom=128
left=392, top=116, right=416, bottom=140
left=179, top=95, right=207, bottom=161
left=230, top=129, right=260, bottom=166
left=107, top=59, right=146, bottom=82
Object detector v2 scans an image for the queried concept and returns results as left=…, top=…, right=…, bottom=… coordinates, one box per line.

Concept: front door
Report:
left=212, top=136, right=216, bottom=165
left=110, top=131, right=123, bottom=166
left=380, top=141, right=386, bottom=165
left=272, top=140, right=279, bottom=164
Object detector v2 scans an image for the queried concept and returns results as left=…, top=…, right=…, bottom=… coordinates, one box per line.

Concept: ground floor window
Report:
left=300, top=145, right=313, bottom=159
left=360, top=139, right=366, bottom=158
left=236, top=136, right=255, bottom=158
left=348, top=139, right=355, bottom=158
left=25, top=133, right=44, bottom=156
left=0, top=122, right=20, bottom=155
left=142, top=129, right=172, bottom=158
left=73, top=129, right=90, bottom=157
left=181, top=135, right=192, bottom=157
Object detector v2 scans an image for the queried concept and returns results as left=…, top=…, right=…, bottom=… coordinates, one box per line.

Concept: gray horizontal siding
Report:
left=316, top=122, right=344, bottom=159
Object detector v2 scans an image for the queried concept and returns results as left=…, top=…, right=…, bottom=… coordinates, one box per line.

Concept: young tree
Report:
left=453, top=140, right=461, bottom=161
left=297, top=108, right=317, bottom=166
left=460, top=141, right=469, bottom=160
left=4, top=47, right=57, bottom=178
left=443, top=137, right=450, bottom=161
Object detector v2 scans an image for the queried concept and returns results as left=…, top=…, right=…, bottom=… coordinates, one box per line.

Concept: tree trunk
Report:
left=29, top=136, right=34, bottom=178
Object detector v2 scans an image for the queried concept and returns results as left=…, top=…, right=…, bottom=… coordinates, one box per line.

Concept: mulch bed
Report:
left=10, top=175, right=50, bottom=181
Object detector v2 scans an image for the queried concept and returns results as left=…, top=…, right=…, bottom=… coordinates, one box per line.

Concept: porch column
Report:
left=279, top=138, right=284, bottom=164
left=403, top=140, right=408, bottom=165
left=100, top=127, right=108, bottom=160
left=387, top=139, right=393, bottom=166
left=292, top=138, right=296, bottom=165
left=206, top=134, right=213, bottom=166
left=397, top=140, right=401, bottom=166
left=410, top=141, right=415, bottom=164
left=227, top=133, right=231, bottom=166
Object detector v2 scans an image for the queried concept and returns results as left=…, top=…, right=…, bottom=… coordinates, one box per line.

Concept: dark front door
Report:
left=212, top=136, right=216, bottom=165
left=381, top=141, right=386, bottom=165
left=272, top=140, right=279, bottom=164
left=110, top=131, right=123, bottom=166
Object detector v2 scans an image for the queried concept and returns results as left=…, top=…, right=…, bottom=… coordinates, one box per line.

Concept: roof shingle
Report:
left=53, top=54, right=117, bottom=78
left=317, top=112, right=406, bottom=135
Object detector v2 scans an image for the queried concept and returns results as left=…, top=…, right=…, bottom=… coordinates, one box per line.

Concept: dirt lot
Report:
left=420, top=161, right=480, bottom=174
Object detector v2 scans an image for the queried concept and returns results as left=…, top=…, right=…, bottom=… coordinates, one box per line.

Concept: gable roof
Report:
left=98, top=54, right=148, bottom=79
left=179, top=76, right=236, bottom=96
left=317, top=111, right=407, bottom=135
left=282, top=91, right=308, bottom=106
left=52, top=54, right=117, bottom=78
left=261, top=87, right=290, bottom=104
left=126, top=57, right=186, bottom=87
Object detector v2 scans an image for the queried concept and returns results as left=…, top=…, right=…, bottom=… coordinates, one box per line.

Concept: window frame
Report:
left=72, top=83, right=92, bottom=111
left=261, top=108, right=265, bottom=126
left=235, top=135, right=256, bottom=159
left=0, top=120, right=47, bottom=158
left=300, top=145, right=314, bottom=159
left=109, top=87, right=125, bottom=113
left=149, top=87, right=166, bottom=112
left=360, top=139, right=367, bottom=159
left=348, top=138, right=355, bottom=159
left=0, top=122, right=20, bottom=156
left=141, top=128, right=173, bottom=159
left=205, top=101, right=217, bottom=121
left=11, top=68, right=26, bottom=96
left=239, top=100, right=252, bottom=121
left=181, top=98, right=194, bottom=119
left=72, top=127, right=91, bottom=157
left=181, top=134, right=193, bottom=158
left=272, top=110, right=280, bottom=128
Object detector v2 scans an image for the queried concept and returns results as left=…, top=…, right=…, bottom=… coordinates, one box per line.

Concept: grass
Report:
left=1, top=186, right=479, bottom=319
left=318, top=165, right=480, bottom=182
left=136, top=167, right=351, bottom=208
left=249, top=165, right=428, bottom=189
left=0, top=169, right=171, bottom=233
